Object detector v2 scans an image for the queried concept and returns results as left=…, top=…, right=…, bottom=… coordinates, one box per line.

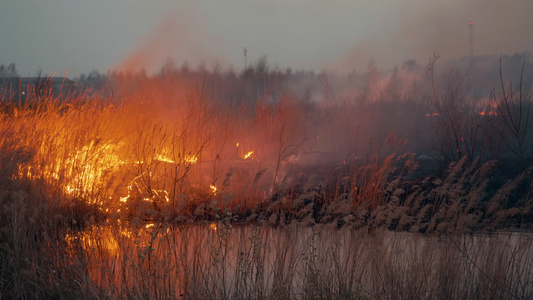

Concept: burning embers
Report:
left=242, top=151, right=254, bottom=160
left=236, top=142, right=255, bottom=160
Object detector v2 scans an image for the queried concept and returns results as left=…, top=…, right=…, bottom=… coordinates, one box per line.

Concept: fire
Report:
left=153, top=189, right=170, bottom=202
left=5, top=73, right=219, bottom=220
left=16, top=141, right=125, bottom=203
left=118, top=175, right=170, bottom=205
left=154, top=153, right=198, bottom=164
left=479, top=111, right=498, bottom=116
left=235, top=142, right=254, bottom=159
left=210, top=184, right=217, bottom=195
left=155, top=154, right=175, bottom=163
left=184, top=155, right=198, bottom=164
left=209, top=223, right=218, bottom=231
left=242, top=150, right=254, bottom=160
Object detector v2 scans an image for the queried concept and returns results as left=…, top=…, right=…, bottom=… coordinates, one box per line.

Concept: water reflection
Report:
left=64, top=224, right=533, bottom=299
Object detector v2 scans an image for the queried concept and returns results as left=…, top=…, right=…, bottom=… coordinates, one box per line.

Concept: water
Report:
left=65, top=223, right=533, bottom=299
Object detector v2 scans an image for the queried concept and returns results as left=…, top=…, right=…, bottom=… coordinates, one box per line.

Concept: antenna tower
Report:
left=244, top=47, right=248, bottom=70
left=468, top=22, right=475, bottom=57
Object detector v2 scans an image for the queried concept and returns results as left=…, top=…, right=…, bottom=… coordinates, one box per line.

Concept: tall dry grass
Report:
left=1, top=76, right=532, bottom=228
left=9, top=223, right=530, bottom=300
left=0, top=77, right=316, bottom=222
left=1, top=75, right=533, bottom=299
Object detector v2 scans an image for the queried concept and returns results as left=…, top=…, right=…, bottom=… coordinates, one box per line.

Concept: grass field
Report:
left=1, top=68, right=532, bottom=298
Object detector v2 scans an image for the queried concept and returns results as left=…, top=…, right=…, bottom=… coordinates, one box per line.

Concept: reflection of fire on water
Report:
left=65, top=223, right=170, bottom=256
left=65, top=225, right=120, bottom=255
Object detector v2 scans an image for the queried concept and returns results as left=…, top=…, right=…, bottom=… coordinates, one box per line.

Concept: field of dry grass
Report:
left=1, top=71, right=533, bottom=298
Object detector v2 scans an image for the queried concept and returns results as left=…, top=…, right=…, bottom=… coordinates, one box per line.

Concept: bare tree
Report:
left=255, top=96, right=308, bottom=193
left=491, top=58, right=532, bottom=159
left=426, top=54, right=489, bottom=163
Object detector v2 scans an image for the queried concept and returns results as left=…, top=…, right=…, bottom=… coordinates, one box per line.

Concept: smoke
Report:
left=100, top=1, right=533, bottom=189
left=107, top=1, right=533, bottom=77
left=328, top=0, right=533, bottom=73
left=113, top=11, right=226, bottom=75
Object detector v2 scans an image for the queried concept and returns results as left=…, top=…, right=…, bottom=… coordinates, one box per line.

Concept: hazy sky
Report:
left=1, top=0, right=532, bottom=77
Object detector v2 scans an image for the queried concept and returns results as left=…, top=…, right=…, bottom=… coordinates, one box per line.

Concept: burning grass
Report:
left=1, top=72, right=533, bottom=298
left=1, top=74, right=532, bottom=228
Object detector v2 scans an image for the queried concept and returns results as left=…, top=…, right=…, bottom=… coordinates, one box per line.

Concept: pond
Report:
left=64, top=223, right=533, bottom=299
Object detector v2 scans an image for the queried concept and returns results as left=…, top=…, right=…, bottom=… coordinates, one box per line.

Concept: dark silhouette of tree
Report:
left=491, top=58, right=532, bottom=159
left=0, top=63, right=18, bottom=78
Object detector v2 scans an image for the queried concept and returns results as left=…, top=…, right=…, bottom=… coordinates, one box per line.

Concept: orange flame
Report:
left=242, top=151, right=254, bottom=160
left=210, top=184, right=217, bottom=195
left=155, top=154, right=175, bottom=163
left=184, top=155, right=198, bottom=164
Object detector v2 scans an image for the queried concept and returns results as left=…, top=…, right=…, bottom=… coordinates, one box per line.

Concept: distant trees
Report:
left=71, top=52, right=533, bottom=170
left=426, top=54, right=533, bottom=165
left=0, top=63, right=18, bottom=78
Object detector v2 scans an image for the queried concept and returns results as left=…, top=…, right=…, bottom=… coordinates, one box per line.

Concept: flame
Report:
left=155, top=154, right=175, bottom=163
left=184, top=155, right=198, bottom=164
left=119, top=228, right=133, bottom=239
left=236, top=142, right=254, bottom=159
left=17, top=141, right=125, bottom=202
left=117, top=174, right=170, bottom=205
left=209, top=223, right=218, bottom=231
left=210, top=184, right=217, bottom=195
left=154, top=153, right=199, bottom=164
left=479, top=111, right=498, bottom=116
left=242, top=150, right=254, bottom=160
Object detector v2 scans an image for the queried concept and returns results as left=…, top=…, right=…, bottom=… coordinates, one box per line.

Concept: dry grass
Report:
left=1, top=76, right=531, bottom=229
left=1, top=76, right=533, bottom=299
left=3, top=213, right=533, bottom=300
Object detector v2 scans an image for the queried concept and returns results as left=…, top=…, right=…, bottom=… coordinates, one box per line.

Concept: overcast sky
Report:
left=1, top=0, right=532, bottom=77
